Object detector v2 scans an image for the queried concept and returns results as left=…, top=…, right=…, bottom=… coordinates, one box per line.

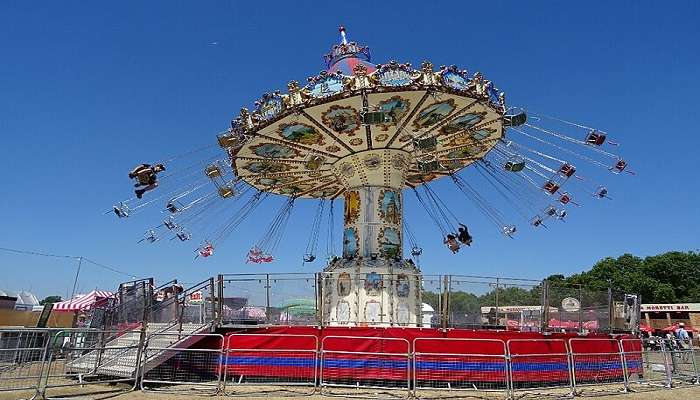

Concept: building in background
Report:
left=641, top=303, right=700, bottom=330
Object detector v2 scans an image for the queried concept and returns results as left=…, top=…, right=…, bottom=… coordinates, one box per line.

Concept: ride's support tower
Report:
left=322, top=149, right=422, bottom=327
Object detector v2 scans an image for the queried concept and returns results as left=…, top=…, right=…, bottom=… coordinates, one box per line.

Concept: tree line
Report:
left=422, top=251, right=700, bottom=313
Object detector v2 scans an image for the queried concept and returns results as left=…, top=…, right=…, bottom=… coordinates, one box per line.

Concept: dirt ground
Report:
left=3, top=383, right=700, bottom=400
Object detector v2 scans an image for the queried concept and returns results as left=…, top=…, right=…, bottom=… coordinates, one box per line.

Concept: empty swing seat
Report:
left=558, top=163, right=576, bottom=177
left=543, top=181, right=560, bottom=194
left=504, top=111, right=527, bottom=127
left=218, top=186, right=234, bottom=198
left=544, top=205, right=557, bottom=217
left=206, top=165, right=222, bottom=178
left=559, top=192, right=572, bottom=204
left=217, top=133, right=240, bottom=148
left=586, top=130, right=606, bottom=146
left=530, top=216, right=544, bottom=227
left=504, top=160, right=526, bottom=172
left=612, top=159, right=627, bottom=173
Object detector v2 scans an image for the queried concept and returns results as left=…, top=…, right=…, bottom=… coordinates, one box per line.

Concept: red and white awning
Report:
left=53, top=290, right=115, bottom=312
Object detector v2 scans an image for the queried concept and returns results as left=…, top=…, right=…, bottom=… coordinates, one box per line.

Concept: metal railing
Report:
left=4, top=327, right=700, bottom=398
left=320, top=336, right=411, bottom=398
left=413, top=338, right=509, bottom=397
left=140, top=333, right=225, bottom=394
left=224, top=333, right=318, bottom=396
left=215, top=273, right=638, bottom=333
left=39, top=329, right=141, bottom=399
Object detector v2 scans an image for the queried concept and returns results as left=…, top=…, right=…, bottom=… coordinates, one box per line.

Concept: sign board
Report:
left=561, top=297, right=581, bottom=312
left=189, top=291, right=204, bottom=305
left=480, top=306, right=558, bottom=314
left=640, top=303, right=700, bottom=312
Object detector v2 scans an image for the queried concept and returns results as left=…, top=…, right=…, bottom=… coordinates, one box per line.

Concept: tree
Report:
left=39, top=296, right=62, bottom=305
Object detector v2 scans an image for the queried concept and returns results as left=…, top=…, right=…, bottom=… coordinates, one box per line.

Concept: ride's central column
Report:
left=332, top=149, right=410, bottom=260
left=342, top=186, right=402, bottom=258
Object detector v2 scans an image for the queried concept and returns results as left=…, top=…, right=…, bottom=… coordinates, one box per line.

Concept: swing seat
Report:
left=218, top=186, right=234, bottom=198
left=176, top=231, right=191, bottom=241
left=558, top=163, right=576, bottom=178
left=163, top=219, right=177, bottom=230
left=504, top=111, right=527, bottom=127
left=166, top=201, right=179, bottom=213
left=586, top=130, right=606, bottom=146
left=504, top=161, right=525, bottom=172
left=411, top=246, right=423, bottom=257
left=113, top=205, right=129, bottom=218
left=559, top=193, right=572, bottom=204
left=206, top=165, right=222, bottom=178
left=502, top=225, right=517, bottom=237
left=594, top=186, right=609, bottom=198
left=217, top=133, right=240, bottom=149
left=199, top=244, right=214, bottom=257
left=545, top=205, right=557, bottom=217
left=144, top=230, right=158, bottom=243
left=543, top=181, right=560, bottom=194
left=303, top=254, right=316, bottom=263
left=612, top=159, right=627, bottom=173
left=557, top=209, right=567, bottom=220
left=530, top=216, right=544, bottom=227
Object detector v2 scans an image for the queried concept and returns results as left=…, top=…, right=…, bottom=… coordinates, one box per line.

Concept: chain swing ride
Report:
left=111, top=26, right=631, bottom=264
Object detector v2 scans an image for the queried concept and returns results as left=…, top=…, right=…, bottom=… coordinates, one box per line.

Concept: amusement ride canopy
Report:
left=112, top=27, right=632, bottom=264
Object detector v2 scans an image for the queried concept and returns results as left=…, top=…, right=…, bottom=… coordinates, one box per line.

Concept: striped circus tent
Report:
left=53, top=290, right=115, bottom=312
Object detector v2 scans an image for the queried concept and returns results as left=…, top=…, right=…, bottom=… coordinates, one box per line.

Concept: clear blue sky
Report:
left=1, top=1, right=698, bottom=299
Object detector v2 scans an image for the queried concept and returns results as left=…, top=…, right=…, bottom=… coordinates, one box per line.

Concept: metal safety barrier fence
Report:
left=569, top=338, right=627, bottom=396
left=140, top=333, right=225, bottom=394
left=413, top=337, right=509, bottom=399
left=320, top=335, right=410, bottom=398
left=621, top=338, right=671, bottom=389
left=5, top=327, right=700, bottom=399
left=507, top=338, right=573, bottom=398
left=39, top=329, right=142, bottom=399
left=663, top=338, right=698, bottom=385
left=0, top=329, right=52, bottom=394
left=224, top=333, right=318, bottom=396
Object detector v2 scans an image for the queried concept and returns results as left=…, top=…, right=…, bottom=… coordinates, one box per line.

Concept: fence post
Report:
left=209, top=277, right=216, bottom=328
left=578, top=285, right=583, bottom=334
left=140, top=282, right=149, bottom=330
left=265, top=274, right=271, bottom=324
left=541, top=280, right=549, bottom=332
left=441, top=275, right=449, bottom=329
left=608, top=288, right=614, bottom=333
left=217, top=274, right=224, bottom=326
left=316, top=272, right=323, bottom=327
left=495, top=278, right=500, bottom=327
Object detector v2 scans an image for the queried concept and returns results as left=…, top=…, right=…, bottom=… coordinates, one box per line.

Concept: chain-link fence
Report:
left=213, top=273, right=638, bottom=333
left=219, top=273, right=317, bottom=326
